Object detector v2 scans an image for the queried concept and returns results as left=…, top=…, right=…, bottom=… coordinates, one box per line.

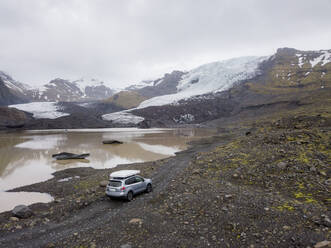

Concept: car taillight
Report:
left=121, top=186, right=126, bottom=191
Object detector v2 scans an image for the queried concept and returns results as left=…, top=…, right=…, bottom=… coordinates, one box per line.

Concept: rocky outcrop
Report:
left=0, top=78, right=28, bottom=106
left=0, top=107, right=30, bottom=129
left=12, top=205, right=33, bottom=219
left=136, top=70, right=186, bottom=98
left=0, top=72, right=30, bottom=106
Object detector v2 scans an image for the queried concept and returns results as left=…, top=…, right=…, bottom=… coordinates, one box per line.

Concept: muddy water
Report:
left=0, top=128, right=215, bottom=212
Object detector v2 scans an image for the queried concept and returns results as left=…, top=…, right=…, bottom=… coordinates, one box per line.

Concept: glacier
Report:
left=138, top=56, right=269, bottom=108
left=9, top=102, right=70, bottom=119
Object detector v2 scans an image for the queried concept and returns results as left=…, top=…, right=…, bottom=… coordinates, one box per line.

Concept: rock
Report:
left=52, top=152, right=90, bottom=160
left=232, top=173, right=239, bottom=179
left=120, top=244, right=132, bottom=248
left=102, top=140, right=123, bottom=144
left=12, top=205, right=33, bottom=219
left=321, top=215, right=331, bottom=227
left=314, top=240, right=331, bottom=248
left=137, top=119, right=152, bottom=129
left=9, top=216, right=19, bottom=222
left=129, top=218, right=143, bottom=225
left=282, top=225, right=291, bottom=230
left=276, top=162, right=287, bottom=169
left=319, top=171, right=327, bottom=177
left=225, top=194, right=233, bottom=199
left=99, top=180, right=108, bottom=187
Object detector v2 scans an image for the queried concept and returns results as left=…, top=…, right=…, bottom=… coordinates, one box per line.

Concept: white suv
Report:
left=106, top=170, right=152, bottom=201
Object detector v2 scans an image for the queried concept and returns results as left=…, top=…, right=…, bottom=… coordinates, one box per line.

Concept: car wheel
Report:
left=127, top=191, right=133, bottom=201
left=146, top=184, right=152, bottom=193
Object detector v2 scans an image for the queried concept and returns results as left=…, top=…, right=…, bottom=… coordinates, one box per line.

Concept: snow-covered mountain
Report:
left=0, top=71, right=30, bottom=105
left=125, top=80, right=154, bottom=91
left=125, top=71, right=186, bottom=99
left=0, top=71, right=31, bottom=94
left=137, top=56, right=269, bottom=108
left=0, top=71, right=117, bottom=104
left=33, top=78, right=115, bottom=102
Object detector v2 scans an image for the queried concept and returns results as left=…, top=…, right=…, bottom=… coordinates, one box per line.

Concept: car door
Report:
left=125, top=177, right=138, bottom=194
left=134, top=176, right=145, bottom=193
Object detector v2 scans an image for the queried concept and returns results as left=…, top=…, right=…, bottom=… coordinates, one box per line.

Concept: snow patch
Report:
left=138, top=56, right=268, bottom=108
left=58, top=176, right=80, bottom=182
left=174, top=114, right=195, bottom=123
left=296, top=54, right=305, bottom=68
left=9, top=102, right=70, bottom=119
left=310, top=50, right=331, bottom=67
left=102, top=111, right=144, bottom=125
left=126, top=80, right=154, bottom=90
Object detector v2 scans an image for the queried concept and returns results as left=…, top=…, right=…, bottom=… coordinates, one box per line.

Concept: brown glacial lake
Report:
left=0, top=128, right=215, bottom=212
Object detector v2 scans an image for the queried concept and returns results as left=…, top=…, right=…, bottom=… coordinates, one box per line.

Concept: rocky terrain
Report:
left=0, top=112, right=330, bottom=247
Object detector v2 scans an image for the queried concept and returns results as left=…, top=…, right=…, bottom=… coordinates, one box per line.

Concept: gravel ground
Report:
left=0, top=115, right=330, bottom=248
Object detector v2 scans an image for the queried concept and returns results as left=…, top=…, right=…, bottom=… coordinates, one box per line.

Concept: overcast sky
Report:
left=0, top=0, right=330, bottom=88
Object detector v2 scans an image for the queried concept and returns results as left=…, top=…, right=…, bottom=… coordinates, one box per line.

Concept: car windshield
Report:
left=109, top=180, right=122, bottom=187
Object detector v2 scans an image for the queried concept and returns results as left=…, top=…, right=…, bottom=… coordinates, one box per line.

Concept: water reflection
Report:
left=15, top=134, right=67, bottom=150
left=0, top=192, right=53, bottom=213
left=0, top=128, right=215, bottom=212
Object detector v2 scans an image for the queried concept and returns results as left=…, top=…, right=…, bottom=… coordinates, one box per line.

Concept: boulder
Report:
left=52, top=152, right=90, bottom=160
left=129, top=218, right=143, bottom=225
left=276, top=161, right=287, bottom=169
left=102, top=140, right=123, bottom=144
left=12, top=205, right=33, bottom=219
left=99, top=180, right=109, bottom=187
left=9, top=216, right=19, bottom=222
left=314, top=240, right=331, bottom=248
left=120, top=244, right=132, bottom=248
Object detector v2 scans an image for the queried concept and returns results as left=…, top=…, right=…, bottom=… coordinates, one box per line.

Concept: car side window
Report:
left=135, top=176, right=144, bottom=182
left=125, top=177, right=135, bottom=185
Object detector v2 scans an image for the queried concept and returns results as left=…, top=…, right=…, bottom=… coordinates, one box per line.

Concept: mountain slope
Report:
left=33, top=78, right=115, bottom=102
left=104, top=91, right=147, bottom=109
left=0, top=78, right=28, bottom=106
left=128, top=70, right=186, bottom=98
left=0, top=72, right=30, bottom=105
left=128, top=48, right=331, bottom=127
left=138, top=56, right=268, bottom=108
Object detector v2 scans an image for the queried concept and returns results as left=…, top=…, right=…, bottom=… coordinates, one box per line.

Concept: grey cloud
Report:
left=0, top=0, right=330, bottom=87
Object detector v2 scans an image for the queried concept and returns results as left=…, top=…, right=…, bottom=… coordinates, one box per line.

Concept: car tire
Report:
left=127, top=191, right=133, bottom=201
left=146, top=184, right=152, bottom=193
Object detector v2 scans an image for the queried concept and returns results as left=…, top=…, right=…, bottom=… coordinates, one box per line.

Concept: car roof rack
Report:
left=109, top=170, right=140, bottom=179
